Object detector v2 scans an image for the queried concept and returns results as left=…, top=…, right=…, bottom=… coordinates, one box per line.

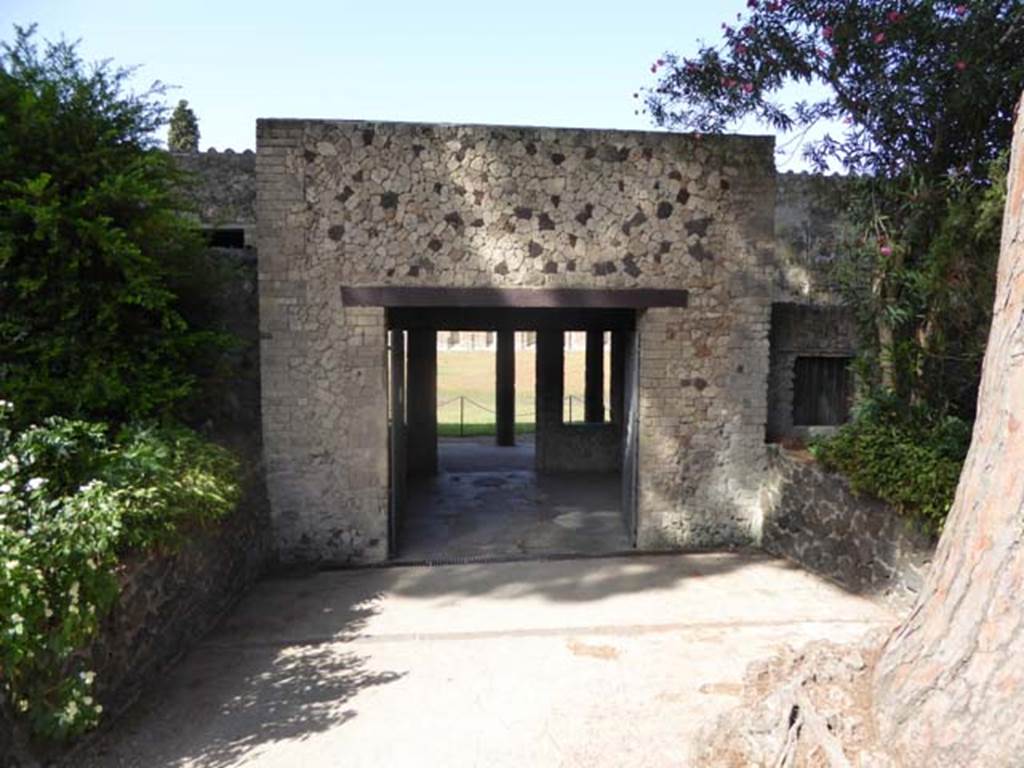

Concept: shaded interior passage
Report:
left=389, top=306, right=638, bottom=561
left=398, top=436, right=627, bottom=561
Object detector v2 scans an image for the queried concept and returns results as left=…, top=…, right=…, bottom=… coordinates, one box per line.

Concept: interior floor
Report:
left=397, top=436, right=630, bottom=561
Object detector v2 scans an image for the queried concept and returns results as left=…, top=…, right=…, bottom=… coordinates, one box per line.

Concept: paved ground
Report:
left=399, top=437, right=630, bottom=560
left=78, top=553, right=896, bottom=768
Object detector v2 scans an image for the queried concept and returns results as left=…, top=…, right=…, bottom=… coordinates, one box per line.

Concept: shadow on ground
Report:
left=74, top=579, right=403, bottom=768
left=73, top=552, right=853, bottom=768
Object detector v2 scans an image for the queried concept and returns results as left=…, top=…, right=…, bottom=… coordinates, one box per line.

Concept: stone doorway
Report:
left=385, top=302, right=639, bottom=561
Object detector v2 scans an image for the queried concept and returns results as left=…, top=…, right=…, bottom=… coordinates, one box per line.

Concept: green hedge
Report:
left=810, top=396, right=970, bottom=535
left=0, top=403, right=239, bottom=740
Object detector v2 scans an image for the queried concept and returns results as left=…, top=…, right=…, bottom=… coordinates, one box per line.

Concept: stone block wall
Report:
left=257, top=119, right=777, bottom=562
left=773, top=172, right=850, bottom=304
left=761, top=447, right=934, bottom=608
left=174, top=149, right=258, bottom=245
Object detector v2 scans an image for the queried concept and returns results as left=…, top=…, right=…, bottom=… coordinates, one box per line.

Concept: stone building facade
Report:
left=183, top=123, right=856, bottom=566
left=255, top=119, right=778, bottom=563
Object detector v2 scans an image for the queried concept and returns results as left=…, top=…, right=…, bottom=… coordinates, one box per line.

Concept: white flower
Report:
left=80, top=670, right=96, bottom=685
left=0, top=483, right=12, bottom=494
left=25, top=477, right=45, bottom=492
left=17, top=699, right=28, bottom=713
left=66, top=701, right=78, bottom=719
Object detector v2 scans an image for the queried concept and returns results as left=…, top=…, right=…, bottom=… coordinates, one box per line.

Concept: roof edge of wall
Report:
left=254, top=117, right=775, bottom=146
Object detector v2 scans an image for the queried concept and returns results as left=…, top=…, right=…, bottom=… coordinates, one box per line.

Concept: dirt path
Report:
left=76, top=553, right=895, bottom=768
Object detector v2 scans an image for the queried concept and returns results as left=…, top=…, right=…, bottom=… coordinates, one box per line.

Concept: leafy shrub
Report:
left=811, top=395, right=970, bottom=534
left=0, top=402, right=240, bottom=740
left=0, top=26, right=224, bottom=428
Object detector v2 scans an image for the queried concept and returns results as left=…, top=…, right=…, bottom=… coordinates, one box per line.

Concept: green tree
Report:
left=0, top=25, right=216, bottom=426
left=167, top=98, right=199, bottom=152
left=645, top=0, right=1023, bottom=417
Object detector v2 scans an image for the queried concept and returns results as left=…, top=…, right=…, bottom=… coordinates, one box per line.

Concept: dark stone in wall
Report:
left=622, top=209, right=647, bottom=235
left=685, top=217, right=711, bottom=237
left=622, top=255, right=642, bottom=278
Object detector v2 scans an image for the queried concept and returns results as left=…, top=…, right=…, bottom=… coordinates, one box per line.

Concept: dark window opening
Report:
left=792, top=356, right=852, bottom=426
left=204, top=228, right=246, bottom=248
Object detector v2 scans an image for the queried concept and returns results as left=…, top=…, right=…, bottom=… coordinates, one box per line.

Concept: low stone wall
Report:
left=761, top=447, right=935, bottom=608
left=87, top=471, right=270, bottom=724
left=536, top=421, right=621, bottom=473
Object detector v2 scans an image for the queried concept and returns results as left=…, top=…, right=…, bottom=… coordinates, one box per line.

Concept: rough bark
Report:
left=873, top=94, right=1024, bottom=767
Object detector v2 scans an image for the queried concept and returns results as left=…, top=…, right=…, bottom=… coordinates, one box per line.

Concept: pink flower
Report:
left=955, top=4, right=967, bottom=15
left=721, top=77, right=738, bottom=88
left=880, top=245, right=893, bottom=256
left=735, top=43, right=749, bottom=55
left=817, top=48, right=829, bottom=58
left=742, top=82, right=754, bottom=93
left=874, top=31, right=886, bottom=43
left=747, top=0, right=758, bottom=8
left=650, top=63, right=658, bottom=73
left=686, top=62, right=700, bottom=72
left=657, top=58, right=665, bottom=67
left=887, top=11, right=904, bottom=22
left=823, top=26, right=834, bottom=39
left=955, top=59, right=968, bottom=71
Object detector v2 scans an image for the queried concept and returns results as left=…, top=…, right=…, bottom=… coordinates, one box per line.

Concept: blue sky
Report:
left=1, top=0, right=831, bottom=169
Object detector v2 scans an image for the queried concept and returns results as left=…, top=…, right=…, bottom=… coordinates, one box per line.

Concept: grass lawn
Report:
left=437, top=348, right=610, bottom=436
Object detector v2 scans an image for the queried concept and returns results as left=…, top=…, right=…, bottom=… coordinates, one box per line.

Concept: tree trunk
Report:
left=873, top=94, right=1024, bottom=767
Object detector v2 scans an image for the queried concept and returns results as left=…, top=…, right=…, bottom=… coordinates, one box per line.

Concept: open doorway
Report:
left=387, top=309, right=638, bottom=561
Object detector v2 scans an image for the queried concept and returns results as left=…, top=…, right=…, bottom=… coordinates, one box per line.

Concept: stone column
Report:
left=610, top=330, right=626, bottom=426
left=535, top=330, right=564, bottom=472
left=496, top=329, right=516, bottom=447
left=406, top=330, right=438, bottom=476
left=585, top=329, right=605, bottom=423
